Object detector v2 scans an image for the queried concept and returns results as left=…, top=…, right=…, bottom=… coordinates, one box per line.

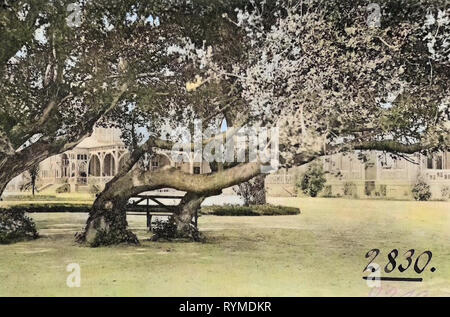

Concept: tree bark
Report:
left=76, top=137, right=159, bottom=246
left=0, top=176, right=8, bottom=199
left=0, top=158, right=33, bottom=198
left=174, top=193, right=209, bottom=241
left=76, top=181, right=139, bottom=246
left=168, top=192, right=207, bottom=241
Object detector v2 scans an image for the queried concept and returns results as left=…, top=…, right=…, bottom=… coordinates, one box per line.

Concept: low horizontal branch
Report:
left=353, top=140, right=428, bottom=154
left=103, top=161, right=263, bottom=201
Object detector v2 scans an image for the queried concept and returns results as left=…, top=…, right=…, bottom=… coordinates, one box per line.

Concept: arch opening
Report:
left=104, top=154, right=116, bottom=176
left=89, top=155, right=101, bottom=177
left=61, top=154, right=69, bottom=178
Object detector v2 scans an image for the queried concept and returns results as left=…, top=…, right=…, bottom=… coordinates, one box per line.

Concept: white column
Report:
left=114, top=152, right=119, bottom=175
left=100, top=153, right=104, bottom=177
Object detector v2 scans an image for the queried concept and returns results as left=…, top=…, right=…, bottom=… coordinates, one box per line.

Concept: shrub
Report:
left=152, top=219, right=179, bottom=240
left=201, top=205, right=300, bottom=216
left=0, top=209, right=39, bottom=244
left=343, top=182, right=357, bottom=197
left=89, top=227, right=139, bottom=247
left=151, top=218, right=202, bottom=241
left=297, top=162, right=326, bottom=197
left=441, top=185, right=450, bottom=200
left=56, top=184, right=70, bottom=193
left=321, top=185, right=333, bottom=198
left=412, top=177, right=432, bottom=201
left=234, top=174, right=267, bottom=206
left=379, top=185, right=387, bottom=197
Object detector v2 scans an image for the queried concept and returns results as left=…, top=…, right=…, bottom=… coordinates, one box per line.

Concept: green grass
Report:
left=0, top=198, right=448, bottom=296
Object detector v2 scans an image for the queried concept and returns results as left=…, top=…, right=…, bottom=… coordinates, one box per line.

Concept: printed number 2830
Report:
left=364, top=249, right=434, bottom=274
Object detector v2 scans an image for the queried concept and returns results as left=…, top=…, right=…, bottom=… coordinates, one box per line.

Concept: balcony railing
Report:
left=66, top=176, right=113, bottom=186
left=87, top=176, right=114, bottom=185
left=77, top=177, right=87, bottom=185
left=265, top=174, right=295, bottom=184
left=422, top=169, right=450, bottom=182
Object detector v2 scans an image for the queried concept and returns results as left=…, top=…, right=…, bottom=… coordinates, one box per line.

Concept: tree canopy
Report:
left=171, top=0, right=449, bottom=167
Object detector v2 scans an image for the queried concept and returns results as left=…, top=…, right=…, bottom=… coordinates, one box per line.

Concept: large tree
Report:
left=76, top=0, right=253, bottom=245
left=76, top=0, right=449, bottom=246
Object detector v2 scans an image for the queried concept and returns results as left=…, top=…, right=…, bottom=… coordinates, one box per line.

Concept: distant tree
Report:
left=297, top=162, right=327, bottom=197
left=234, top=174, right=267, bottom=206
left=20, top=164, right=40, bottom=196
left=28, top=164, right=40, bottom=197
left=441, top=185, right=450, bottom=200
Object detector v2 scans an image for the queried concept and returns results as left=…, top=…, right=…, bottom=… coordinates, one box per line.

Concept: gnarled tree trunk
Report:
left=152, top=192, right=209, bottom=242
left=79, top=189, right=209, bottom=245
left=80, top=188, right=210, bottom=245
left=173, top=192, right=206, bottom=236
left=76, top=185, right=139, bottom=246
left=0, top=176, right=8, bottom=199
left=0, top=157, right=32, bottom=198
left=78, top=160, right=264, bottom=246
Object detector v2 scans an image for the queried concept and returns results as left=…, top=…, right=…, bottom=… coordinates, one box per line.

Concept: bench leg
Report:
left=147, top=212, right=152, bottom=232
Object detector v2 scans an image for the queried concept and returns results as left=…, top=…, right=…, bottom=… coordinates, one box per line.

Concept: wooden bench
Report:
left=126, top=193, right=199, bottom=231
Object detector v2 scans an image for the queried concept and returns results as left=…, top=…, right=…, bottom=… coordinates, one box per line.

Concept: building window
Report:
left=193, top=167, right=201, bottom=174
left=436, top=156, right=443, bottom=170
left=341, top=156, right=350, bottom=171
left=151, top=160, right=159, bottom=170
left=427, top=157, right=433, bottom=169
left=365, top=181, right=376, bottom=196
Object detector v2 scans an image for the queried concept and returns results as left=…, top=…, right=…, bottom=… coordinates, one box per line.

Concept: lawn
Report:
left=0, top=198, right=448, bottom=297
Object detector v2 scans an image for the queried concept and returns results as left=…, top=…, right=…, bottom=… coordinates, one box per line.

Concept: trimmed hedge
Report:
left=0, top=208, right=39, bottom=244
left=201, top=204, right=300, bottom=216
left=2, top=195, right=59, bottom=201
left=2, top=204, right=91, bottom=213
left=1, top=195, right=93, bottom=202
left=1, top=203, right=300, bottom=216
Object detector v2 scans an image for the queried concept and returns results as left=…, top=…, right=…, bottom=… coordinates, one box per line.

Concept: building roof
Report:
left=76, top=127, right=125, bottom=149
